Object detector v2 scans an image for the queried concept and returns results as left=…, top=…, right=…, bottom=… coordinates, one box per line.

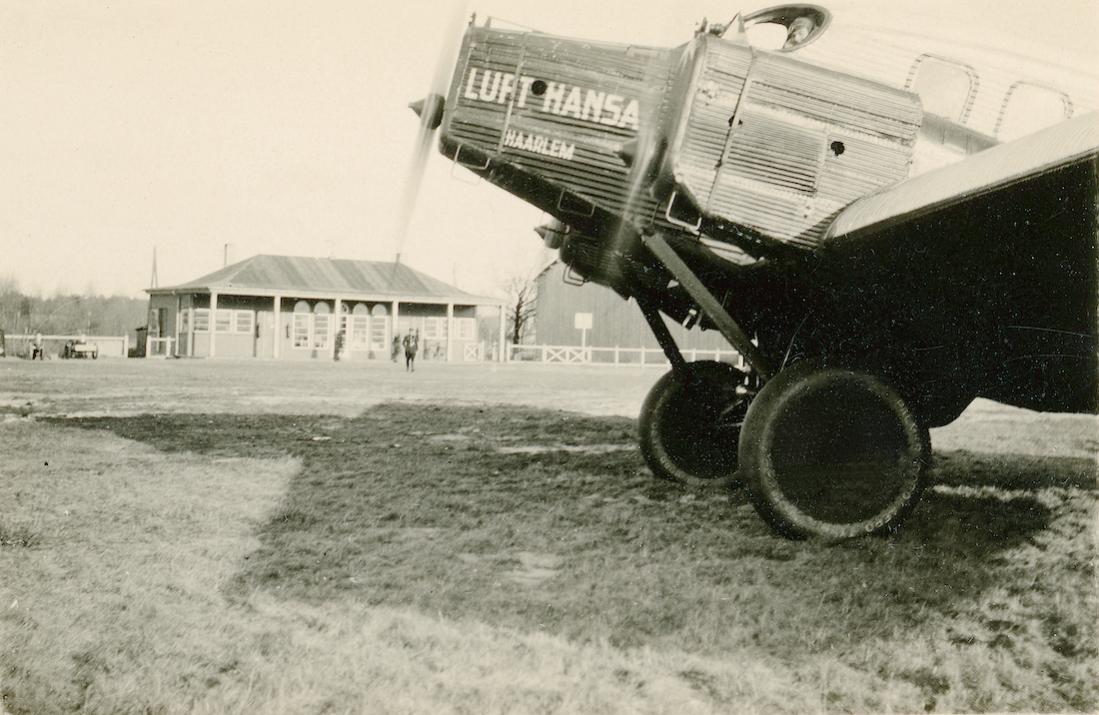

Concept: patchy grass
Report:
left=4, top=402, right=1090, bottom=714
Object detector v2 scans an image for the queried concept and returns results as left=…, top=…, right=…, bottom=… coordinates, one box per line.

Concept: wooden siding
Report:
left=534, top=262, right=731, bottom=351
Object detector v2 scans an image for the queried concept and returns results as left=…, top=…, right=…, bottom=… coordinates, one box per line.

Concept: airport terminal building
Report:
left=146, top=254, right=504, bottom=361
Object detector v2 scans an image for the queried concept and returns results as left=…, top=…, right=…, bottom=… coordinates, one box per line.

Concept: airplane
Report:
left=408, top=4, right=1098, bottom=540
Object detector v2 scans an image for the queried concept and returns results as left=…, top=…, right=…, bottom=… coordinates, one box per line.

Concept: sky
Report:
left=1, top=0, right=1096, bottom=299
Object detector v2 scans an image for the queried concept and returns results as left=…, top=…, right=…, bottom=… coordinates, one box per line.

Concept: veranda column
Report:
left=446, top=303, right=454, bottom=362
left=272, top=295, right=281, bottom=359
left=174, top=295, right=182, bottom=357
left=332, top=298, right=341, bottom=360
left=498, top=302, right=506, bottom=362
left=391, top=301, right=400, bottom=350
left=209, top=291, right=219, bottom=357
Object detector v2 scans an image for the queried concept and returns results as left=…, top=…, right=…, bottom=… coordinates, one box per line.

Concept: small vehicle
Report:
left=62, top=338, right=99, bottom=359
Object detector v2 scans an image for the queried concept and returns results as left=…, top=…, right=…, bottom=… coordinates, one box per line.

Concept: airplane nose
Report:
left=409, top=93, right=445, bottom=130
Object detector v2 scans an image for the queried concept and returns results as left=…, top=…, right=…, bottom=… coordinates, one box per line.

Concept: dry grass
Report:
left=1, top=400, right=1094, bottom=714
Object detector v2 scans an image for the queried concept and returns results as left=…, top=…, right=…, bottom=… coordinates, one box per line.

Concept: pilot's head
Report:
left=784, top=16, right=814, bottom=49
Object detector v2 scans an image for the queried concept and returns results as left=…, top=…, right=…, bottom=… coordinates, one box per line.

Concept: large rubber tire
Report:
left=739, top=363, right=931, bottom=540
left=639, top=361, right=751, bottom=486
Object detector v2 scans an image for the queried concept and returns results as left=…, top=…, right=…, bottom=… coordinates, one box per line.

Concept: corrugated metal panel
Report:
left=443, top=28, right=675, bottom=225
left=826, top=111, right=1099, bottom=240
left=671, top=36, right=921, bottom=251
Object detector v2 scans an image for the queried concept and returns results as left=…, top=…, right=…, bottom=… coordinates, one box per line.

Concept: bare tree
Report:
left=502, top=272, right=538, bottom=346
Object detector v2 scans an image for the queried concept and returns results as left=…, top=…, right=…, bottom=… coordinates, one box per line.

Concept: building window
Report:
left=211, top=309, right=252, bottom=334
left=313, top=303, right=331, bottom=350
left=215, top=309, right=233, bottom=333
left=351, top=304, right=370, bottom=348
left=422, top=317, right=448, bottom=340
left=293, top=301, right=311, bottom=348
left=370, top=304, right=390, bottom=352
left=235, top=311, right=254, bottom=335
left=193, top=309, right=210, bottom=332
left=457, top=318, right=476, bottom=341
left=352, top=317, right=370, bottom=347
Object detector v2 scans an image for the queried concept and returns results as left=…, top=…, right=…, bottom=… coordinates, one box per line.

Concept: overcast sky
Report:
left=1, top=0, right=1096, bottom=298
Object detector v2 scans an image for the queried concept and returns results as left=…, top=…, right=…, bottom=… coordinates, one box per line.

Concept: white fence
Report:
left=1, top=334, right=129, bottom=359
left=507, top=343, right=745, bottom=368
left=146, top=336, right=176, bottom=358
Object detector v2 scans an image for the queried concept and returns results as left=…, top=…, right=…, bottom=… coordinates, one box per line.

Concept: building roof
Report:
left=148, top=254, right=499, bottom=305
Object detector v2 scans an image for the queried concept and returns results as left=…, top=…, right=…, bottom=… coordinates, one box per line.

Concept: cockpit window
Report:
left=906, top=54, right=978, bottom=122
left=995, top=81, right=1074, bottom=141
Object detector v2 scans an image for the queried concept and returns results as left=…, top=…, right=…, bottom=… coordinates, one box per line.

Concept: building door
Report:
left=255, top=311, right=274, bottom=358
left=370, top=304, right=390, bottom=360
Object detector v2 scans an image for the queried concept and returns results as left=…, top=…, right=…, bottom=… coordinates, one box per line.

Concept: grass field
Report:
left=0, top=360, right=1096, bottom=713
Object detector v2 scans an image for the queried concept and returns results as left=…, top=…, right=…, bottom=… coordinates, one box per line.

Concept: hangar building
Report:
left=533, top=261, right=736, bottom=359
left=146, top=254, right=504, bottom=361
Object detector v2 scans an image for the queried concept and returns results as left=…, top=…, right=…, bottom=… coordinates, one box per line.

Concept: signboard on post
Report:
left=574, top=312, right=593, bottom=350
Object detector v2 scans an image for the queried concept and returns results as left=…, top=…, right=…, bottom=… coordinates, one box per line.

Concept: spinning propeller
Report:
left=394, top=1, right=468, bottom=265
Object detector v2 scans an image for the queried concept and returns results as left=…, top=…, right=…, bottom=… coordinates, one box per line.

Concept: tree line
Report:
left=0, top=277, right=147, bottom=338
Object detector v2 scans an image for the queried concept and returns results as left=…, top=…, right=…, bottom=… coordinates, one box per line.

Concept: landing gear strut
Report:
left=636, top=296, right=751, bottom=485
left=634, top=232, right=932, bottom=539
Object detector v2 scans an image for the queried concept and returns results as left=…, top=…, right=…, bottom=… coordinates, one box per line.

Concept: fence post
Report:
left=614, top=345, right=619, bottom=365
left=640, top=348, right=646, bottom=366
left=541, top=345, right=547, bottom=363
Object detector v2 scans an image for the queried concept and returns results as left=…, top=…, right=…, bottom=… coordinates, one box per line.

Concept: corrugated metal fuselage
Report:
left=433, top=22, right=1096, bottom=419
left=437, top=26, right=922, bottom=264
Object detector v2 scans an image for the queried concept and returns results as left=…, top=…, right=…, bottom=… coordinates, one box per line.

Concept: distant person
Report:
left=31, top=332, right=44, bottom=360
left=402, top=329, right=419, bottom=372
left=334, top=328, right=345, bottom=362
left=391, top=335, right=401, bottom=362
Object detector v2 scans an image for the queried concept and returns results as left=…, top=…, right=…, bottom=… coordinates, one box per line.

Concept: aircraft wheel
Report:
left=639, top=361, right=750, bottom=486
left=739, top=363, right=930, bottom=540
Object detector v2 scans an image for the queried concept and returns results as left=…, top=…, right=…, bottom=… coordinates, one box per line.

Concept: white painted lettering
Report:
left=500, top=129, right=576, bottom=161
left=516, top=76, right=534, bottom=107
left=497, top=74, right=515, bottom=104
left=461, top=66, right=640, bottom=136
left=479, top=71, right=501, bottom=102
left=601, top=95, right=623, bottom=126
left=464, top=68, right=480, bottom=100
left=561, top=86, right=583, bottom=118
left=542, top=82, right=566, bottom=114
left=618, top=99, right=640, bottom=130
left=581, top=90, right=606, bottom=122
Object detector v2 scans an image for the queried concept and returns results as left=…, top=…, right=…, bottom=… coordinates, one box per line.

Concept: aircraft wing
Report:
left=812, top=112, right=1098, bottom=415
left=826, top=112, right=1099, bottom=242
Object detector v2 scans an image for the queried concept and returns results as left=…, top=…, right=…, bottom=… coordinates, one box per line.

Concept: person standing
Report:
left=402, top=329, right=419, bottom=372
left=334, top=328, right=345, bottom=361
